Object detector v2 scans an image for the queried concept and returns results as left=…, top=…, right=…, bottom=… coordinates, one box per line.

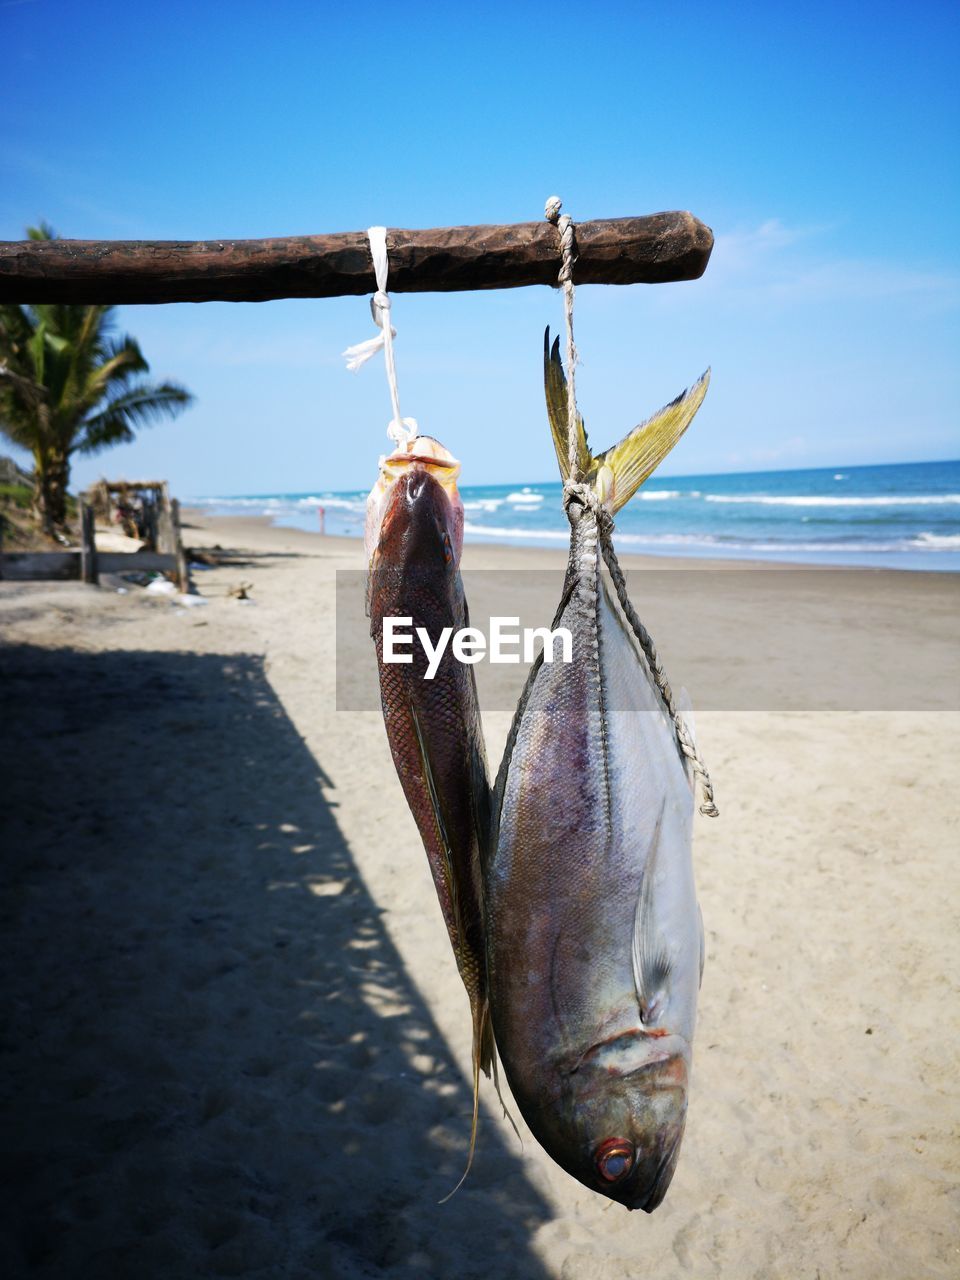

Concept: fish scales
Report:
left=371, top=558, right=487, bottom=997
left=490, top=507, right=691, bottom=1073
left=366, top=438, right=495, bottom=1194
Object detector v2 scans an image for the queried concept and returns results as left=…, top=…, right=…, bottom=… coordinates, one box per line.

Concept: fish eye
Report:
left=440, top=530, right=453, bottom=564
left=594, top=1137, right=635, bottom=1183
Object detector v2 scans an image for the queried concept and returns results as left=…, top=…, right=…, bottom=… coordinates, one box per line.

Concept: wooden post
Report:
left=0, top=212, right=714, bottom=304
left=141, top=492, right=158, bottom=551
left=156, top=481, right=175, bottom=555
left=80, top=500, right=98, bottom=585
left=171, top=498, right=188, bottom=593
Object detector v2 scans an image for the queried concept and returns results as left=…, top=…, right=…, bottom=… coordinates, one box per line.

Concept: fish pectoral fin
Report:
left=544, top=328, right=591, bottom=482
left=408, top=699, right=459, bottom=915
left=409, top=697, right=491, bottom=1032
left=632, top=803, right=673, bottom=1025
left=597, top=370, right=710, bottom=514
left=409, top=701, right=496, bottom=1198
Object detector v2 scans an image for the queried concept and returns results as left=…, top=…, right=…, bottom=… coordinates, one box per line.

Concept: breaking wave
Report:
left=704, top=493, right=960, bottom=507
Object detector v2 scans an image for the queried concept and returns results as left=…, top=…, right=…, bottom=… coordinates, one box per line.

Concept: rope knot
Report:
left=562, top=478, right=613, bottom=535
left=370, top=290, right=392, bottom=326
left=343, top=226, right=416, bottom=442
left=545, top=198, right=578, bottom=282
left=556, top=216, right=577, bottom=285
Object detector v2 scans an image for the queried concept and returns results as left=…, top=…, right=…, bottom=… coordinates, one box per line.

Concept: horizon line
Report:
left=181, top=455, right=960, bottom=501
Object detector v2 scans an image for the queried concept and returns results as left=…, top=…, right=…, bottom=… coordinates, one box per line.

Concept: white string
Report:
left=342, top=225, right=418, bottom=447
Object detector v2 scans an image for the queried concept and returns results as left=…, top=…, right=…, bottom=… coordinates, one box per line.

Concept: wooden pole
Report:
left=156, top=482, right=176, bottom=556
left=79, top=500, right=98, bottom=585
left=0, top=212, right=713, bottom=305
left=171, top=498, right=188, bottom=594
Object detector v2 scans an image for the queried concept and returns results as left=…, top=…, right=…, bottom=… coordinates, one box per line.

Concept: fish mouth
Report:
left=390, top=451, right=458, bottom=470
left=379, top=436, right=461, bottom=485
left=365, top=436, right=463, bottom=561
left=630, top=1127, right=685, bottom=1213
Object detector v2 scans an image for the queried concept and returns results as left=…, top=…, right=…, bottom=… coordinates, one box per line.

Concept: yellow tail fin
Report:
left=543, top=328, right=710, bottom=514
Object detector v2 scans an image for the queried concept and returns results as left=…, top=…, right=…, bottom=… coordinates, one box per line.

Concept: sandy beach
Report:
left=1, top=513, right=958, bottom=1279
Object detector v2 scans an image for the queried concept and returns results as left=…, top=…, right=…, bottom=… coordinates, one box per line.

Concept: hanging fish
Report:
left=485, top=333, right=710, bottom=1212
left=366, top=435, right=494, bottom=1191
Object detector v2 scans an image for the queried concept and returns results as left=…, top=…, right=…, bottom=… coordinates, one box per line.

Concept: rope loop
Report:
left=343, top=226, right=417, bottom=447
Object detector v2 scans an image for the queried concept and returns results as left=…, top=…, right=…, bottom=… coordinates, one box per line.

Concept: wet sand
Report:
left=1, top=513, right=957, bottom=1278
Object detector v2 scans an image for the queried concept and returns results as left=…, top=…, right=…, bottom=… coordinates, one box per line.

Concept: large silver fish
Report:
left=485, top=334, right=710, bottom=1211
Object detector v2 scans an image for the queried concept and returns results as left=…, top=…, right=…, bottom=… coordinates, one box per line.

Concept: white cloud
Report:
left=706, top=218, right=960, bottom=309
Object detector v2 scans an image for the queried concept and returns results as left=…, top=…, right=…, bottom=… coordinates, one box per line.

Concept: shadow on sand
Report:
left=0, top=645, right=551, bottom=1280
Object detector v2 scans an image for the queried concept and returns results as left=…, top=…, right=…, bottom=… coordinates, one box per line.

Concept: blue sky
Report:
left=2, top=0, right=958, bottom=494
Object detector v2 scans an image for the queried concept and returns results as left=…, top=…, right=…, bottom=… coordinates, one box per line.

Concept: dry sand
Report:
left=1, top=513, right=957, bottom=1279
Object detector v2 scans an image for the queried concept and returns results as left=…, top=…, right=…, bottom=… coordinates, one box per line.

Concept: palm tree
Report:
left=0, top=225, right=193, bottom=534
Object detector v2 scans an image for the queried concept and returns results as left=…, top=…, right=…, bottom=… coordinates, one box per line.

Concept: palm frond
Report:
left=0, top=304, right=36, bottom=365
left=0, top=224, right=193, bottom=508
left=85, top=335, right=149, bottom=392
left=77, top=381, right=194, bottom=455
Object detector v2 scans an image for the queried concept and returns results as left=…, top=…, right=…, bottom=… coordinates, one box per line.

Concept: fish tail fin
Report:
left=544, top=327, right=710, bottom=514
left=544, top=328, right=591, bottom=482
left=598, top=371, right=710, bottom=514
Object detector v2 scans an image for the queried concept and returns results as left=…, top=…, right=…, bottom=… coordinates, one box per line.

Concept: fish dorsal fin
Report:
left=544, top=329, right=591, bottom=482
left=632, top=803, right=673, bottom=1026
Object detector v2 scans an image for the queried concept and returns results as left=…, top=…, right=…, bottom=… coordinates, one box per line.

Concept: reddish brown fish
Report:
left=366, top=436, right=493, bottom=1187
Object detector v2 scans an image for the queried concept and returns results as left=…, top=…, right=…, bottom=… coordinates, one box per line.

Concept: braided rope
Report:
left=545, top=197, right=580, bottom=481
left=547, top=197, right=718, bottom=818
left=599, top=526, right=719, bottom=817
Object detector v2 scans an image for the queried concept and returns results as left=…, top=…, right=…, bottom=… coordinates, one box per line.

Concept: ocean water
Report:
left=189, top=458, right=960, bottom=571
